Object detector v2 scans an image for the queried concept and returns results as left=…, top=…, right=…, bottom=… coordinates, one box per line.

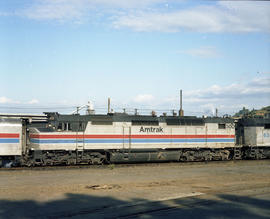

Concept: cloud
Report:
left=260, top=72, right=270, bottom=75
left=134, top=94, right=154, bottom=103
left=27, top=99, right=39, bottom=104
left=0, top=12, right=11, bottom=16
left=179, top=77, right=270, bottom=114
left=113, top=1, right=270, bottom=33
left=21, top=0, right=89, bottom=22
left=0, top=97, right=20, bottom=104
left=18, top=0, right=170, bottom=22
left=128, top=77, right=270, bottom=116
left=1, top=76, right=269, bottom=116
left=185, top=77, right=270, bottom=101
left=177, top=46, right=219, bottom=58
left=2, top=1, right=269, bottom=33
left=0, top=97, right=39, bottom=105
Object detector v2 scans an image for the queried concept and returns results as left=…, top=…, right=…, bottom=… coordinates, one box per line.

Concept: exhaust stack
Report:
left=108, top=97, right=111, bottom=114
left=179, top=90, right=184, bottom=117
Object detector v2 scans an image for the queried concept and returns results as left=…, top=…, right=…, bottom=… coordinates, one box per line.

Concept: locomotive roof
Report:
left=44, top=112, right=234, bottom=124
left=238, top=117, right=270, bottom=126
left=0, top=117, right=22, bottom=124
left=27, top=112, right=235, bottom=132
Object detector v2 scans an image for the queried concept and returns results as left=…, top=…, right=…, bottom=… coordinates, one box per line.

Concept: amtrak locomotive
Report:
left=0, top=111, right=270, bottom=167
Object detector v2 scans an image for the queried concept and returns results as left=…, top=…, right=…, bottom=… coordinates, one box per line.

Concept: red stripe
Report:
left=30, top=134, right=235, bottom=139
left=0, top=133, right=20, bottom=138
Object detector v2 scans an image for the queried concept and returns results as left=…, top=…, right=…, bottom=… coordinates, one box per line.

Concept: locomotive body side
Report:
left=237, top=118, right=270, bottom=159
left=27, top=113, right=236, bottom=164
left=0, top=118, right=23, bottom=166
left=29, top=116, right=235, bottom=150
left=244, top=126, right=270, bottom=147
left=29, top=128, right=78, bottom=151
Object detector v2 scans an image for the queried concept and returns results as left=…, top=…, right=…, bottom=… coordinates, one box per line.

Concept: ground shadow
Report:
left=0, top=192, right=269, bottom=219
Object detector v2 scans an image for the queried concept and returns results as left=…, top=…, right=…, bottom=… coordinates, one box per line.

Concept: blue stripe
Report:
left=132, top=138, right=234, bottom=143
left=0, top=139, right=20, bottom=143
left=30, top=139, right=127, bottom=144
left=206, top=139, right=234, bottom=142
left=30, top=139, right=76, bottom=144
left=30, top=138, right=235, bottom=144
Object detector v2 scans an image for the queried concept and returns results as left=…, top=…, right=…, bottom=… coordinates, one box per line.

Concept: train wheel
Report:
left=89, top=152, right=107, bottom=165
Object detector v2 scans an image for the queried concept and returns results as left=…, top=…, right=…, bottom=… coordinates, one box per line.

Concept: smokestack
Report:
left=179, top=90, right=184, bottom=116
left=215, top=108, right=218, bottom=117
left=108, top=97, right=111, bottom=114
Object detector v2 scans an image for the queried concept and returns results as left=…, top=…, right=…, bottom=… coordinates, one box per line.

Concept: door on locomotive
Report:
left=122, top=123, right=131, bottom=151
left=74, top=121, right=85, bottom=162
left=75, top=122, right=85, bottom=151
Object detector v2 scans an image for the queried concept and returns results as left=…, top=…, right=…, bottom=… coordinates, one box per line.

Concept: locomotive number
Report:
left=226, top=123, right=235, bottom=129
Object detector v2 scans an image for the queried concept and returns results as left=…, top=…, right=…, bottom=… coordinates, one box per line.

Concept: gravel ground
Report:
left=0, top=160, right=269, bottom=218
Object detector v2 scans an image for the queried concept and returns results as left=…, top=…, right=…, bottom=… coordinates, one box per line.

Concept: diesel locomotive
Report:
left=0, top=111, right=270, bottom=167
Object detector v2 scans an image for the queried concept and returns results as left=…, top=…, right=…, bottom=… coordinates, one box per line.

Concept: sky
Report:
left=0, top=0, right=270, bottom=116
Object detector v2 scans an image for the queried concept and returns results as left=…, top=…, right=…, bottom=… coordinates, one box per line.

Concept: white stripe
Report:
left=0, top=124, right=22, bottom=127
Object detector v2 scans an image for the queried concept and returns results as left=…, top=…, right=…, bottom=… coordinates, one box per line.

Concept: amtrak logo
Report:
left=140, top=126, right=163, bottom=133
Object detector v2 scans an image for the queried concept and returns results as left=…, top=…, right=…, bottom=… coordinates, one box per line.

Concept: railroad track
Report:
left=1, top=159, right=268, bottom=171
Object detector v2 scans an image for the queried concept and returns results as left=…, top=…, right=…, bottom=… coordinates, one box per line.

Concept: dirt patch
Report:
left=85, top=184, right=121, bottom=190
left=0, top=160, right=269, bottom=202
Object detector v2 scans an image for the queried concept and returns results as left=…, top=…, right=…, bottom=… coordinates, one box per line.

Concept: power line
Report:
left=0, top=106, right=76, bottom=110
